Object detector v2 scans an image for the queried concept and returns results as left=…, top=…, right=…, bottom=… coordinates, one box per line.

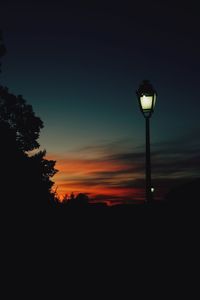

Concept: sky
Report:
left=1, top=0, right=200, bottom=203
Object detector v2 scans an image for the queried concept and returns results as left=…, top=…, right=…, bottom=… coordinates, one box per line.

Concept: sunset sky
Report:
left=1, top=0, right=200, bottom=203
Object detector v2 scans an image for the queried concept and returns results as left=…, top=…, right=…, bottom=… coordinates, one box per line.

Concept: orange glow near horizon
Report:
left=47, top=153, right=144, bottom=204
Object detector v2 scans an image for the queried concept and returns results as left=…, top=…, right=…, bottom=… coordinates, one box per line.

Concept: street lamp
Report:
left=136, top=80, right=157, bottom=204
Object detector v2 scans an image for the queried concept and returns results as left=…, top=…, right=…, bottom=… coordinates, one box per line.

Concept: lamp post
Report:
left=136, top=80, right=157, bottom=204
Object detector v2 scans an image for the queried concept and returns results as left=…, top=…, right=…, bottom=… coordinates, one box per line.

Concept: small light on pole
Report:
left=151, top=187, right=155, bottom=193
left=136, top=80, right=157, bottom=204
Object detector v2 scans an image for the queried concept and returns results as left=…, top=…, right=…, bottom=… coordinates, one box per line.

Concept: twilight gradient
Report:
left=1, top=0, right=200, bottom=202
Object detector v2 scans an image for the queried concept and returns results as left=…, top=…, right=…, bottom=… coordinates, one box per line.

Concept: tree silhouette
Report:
left=0, top=90, right=57, bottom=208
left=0, top=86, right=43, bottom=151
left=0, top=33, right=57, bottom=209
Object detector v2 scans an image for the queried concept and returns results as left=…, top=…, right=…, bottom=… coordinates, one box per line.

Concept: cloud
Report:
left=48, top=134, right=200, bottom=203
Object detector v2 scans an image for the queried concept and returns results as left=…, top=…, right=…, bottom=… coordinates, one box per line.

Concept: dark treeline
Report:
left=55, top=177, right=200, bottom=208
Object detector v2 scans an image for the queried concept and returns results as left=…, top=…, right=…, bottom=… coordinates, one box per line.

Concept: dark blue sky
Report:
left=1, top=0, right=200, bottom=200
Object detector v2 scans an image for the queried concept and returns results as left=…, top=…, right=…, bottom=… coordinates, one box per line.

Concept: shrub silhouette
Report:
left=61, top=193, right=90, bottom=207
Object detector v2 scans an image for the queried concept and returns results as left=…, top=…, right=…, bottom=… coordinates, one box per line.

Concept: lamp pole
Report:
left=136, top=80, right=157, bottom=204
left=145, top=116, right=151, bottom=204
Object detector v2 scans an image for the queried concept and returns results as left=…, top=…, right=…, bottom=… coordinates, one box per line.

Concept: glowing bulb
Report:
left=140, top=95, right=153, bottom=110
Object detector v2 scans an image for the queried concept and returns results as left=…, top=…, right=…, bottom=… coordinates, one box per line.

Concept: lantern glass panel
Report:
left=140, top=95, right=153, bottom=111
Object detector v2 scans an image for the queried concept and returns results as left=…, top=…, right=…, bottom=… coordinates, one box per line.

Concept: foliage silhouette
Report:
left=0, top=96, right=57, bottom=208
left=0, top=39, right=57, bottom=208
left=61, top=193, right=90, bottom=207
left=58, top=193, right=111, bottom=208
left=0, top=86, right=43, bottom=151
